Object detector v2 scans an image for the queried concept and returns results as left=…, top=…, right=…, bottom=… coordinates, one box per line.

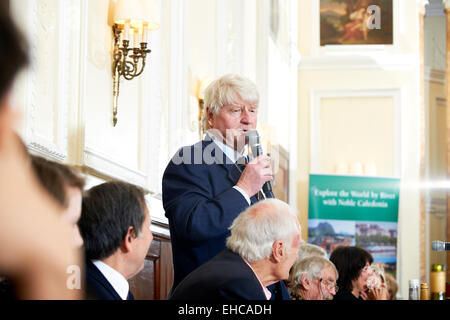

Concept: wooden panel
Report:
left=128, top=240, right=160, bottom=300
left=128, top=222, right=173, bottom=300
left=159, top=240, right=174, bottom=300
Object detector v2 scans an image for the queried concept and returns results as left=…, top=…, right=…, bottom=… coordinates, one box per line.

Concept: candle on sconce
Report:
left=133, top=28, right=139, bottom=48
left=349, top=162, right=363, bottom=175
left=138, top=26, right=144, bottom=45
left=124, top=21, right=130, bottom=42
left=143, top=24, right=148, bottom=44
left=335, top=162, right=348, bottom=175
left=364, top=162, right=377, bottom=176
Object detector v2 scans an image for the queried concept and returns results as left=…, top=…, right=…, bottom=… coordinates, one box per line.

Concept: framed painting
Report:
left=272, top=144, right=289, bottom=203
left=320, top=0, right=393, bottom=45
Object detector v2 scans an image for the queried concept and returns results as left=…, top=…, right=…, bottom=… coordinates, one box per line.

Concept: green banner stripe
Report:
left=308, top=174, right=400, bottom=222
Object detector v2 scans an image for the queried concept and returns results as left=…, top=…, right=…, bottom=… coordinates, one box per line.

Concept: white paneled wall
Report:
left=10, top=0, right=169, bottom=220
left=9, top=0, right=300, bottom=221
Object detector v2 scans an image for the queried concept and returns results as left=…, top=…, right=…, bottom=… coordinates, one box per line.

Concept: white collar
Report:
left=205, top=131, right=248, bottom=163
left=92, top=260, right=129, bottom=300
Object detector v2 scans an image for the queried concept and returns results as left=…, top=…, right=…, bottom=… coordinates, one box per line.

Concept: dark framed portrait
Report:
left=320, top=0, right=393, bottom=45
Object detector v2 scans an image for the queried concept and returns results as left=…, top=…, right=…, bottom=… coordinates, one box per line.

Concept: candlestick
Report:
left=143, top=24, right=148, bottom=44
left=124, top=21, right=130, bottom=41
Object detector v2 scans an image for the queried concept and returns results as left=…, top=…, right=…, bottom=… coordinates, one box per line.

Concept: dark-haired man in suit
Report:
left=78, top=181, right=153, bottom=300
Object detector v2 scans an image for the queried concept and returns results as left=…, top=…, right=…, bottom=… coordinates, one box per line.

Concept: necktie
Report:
left=235, top=155, right=248, bottom=173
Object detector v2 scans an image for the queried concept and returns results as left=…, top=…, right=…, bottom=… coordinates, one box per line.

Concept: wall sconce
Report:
left=195, top=77, right=213, bottom=138
left=112, top=0, right=160, bottom=126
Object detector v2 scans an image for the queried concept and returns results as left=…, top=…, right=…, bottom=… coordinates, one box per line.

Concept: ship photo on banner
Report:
left=308, top=174, right=400, bottom=275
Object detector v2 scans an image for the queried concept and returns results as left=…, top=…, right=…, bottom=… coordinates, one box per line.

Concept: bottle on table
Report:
left=430, top=264, right=446, bottom=300
left=408, top=279, right=419, bottom=300
left=420, top=282, right=430, bottom=300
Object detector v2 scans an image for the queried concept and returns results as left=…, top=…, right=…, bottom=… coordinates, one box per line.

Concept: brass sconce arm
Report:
left=112, top=24, right=151, bottom=127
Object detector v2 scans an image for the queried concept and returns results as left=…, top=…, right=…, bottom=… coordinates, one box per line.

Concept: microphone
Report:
left=432, top=241, right=450, bottom=251
left=246, top=130, right=275, bottom=199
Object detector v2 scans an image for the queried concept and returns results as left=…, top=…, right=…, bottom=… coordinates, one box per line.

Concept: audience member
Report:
left=287, top=256, right=338, bottom=300
left=365, top=262, right=389, bottom=300
left=31, top=155, right=85, bottom=247
left=385, top=273, right=398, bottom=300
left=1, top=155, right=86, bottom=299
left=78, top=181, right=153, bottom=300
left=297, top=243, right=327, bottom=262
left=329, top=246, right=373, bottom=300
left=0, top=8, right=81, bottom=300
left=169, top=199, right=301, bottom=300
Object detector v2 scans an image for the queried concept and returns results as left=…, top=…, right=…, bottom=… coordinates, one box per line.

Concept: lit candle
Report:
left=143, top=23, right=148, bottom=44
left=133, top=28, right=139, bottom=48
left=124, top=21, right=130, bottom=42
left=138, top=26, right=143, bottom=46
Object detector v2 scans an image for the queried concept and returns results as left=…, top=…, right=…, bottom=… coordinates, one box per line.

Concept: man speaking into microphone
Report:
left=162, top=74, right=289, bottom=299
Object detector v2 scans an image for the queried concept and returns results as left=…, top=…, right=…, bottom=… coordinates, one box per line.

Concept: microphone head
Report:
left=432, top=240, right=445, bottom=251
left=246, top=130, right=259, bottom=146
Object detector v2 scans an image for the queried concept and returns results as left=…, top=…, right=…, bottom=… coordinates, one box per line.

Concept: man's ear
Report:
left=271, top=240, right=284, bottom=263
left=122, top=226, right=136, bottom=253
left=206, top=108, right=214, bottom=127
left=301, top=274, right=311, bottom=290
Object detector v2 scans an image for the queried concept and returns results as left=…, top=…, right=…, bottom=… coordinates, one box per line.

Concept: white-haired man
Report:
left=162, top=74, right=288, bottom=297
left=286, top=256, right=338, bottom=300
left=169, top=199, right=301, bottom=300
left=297, top=243, right=327, bottom=262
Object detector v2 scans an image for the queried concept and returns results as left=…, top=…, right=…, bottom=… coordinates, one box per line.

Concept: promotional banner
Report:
left=308, top=174, right=400, bottom=274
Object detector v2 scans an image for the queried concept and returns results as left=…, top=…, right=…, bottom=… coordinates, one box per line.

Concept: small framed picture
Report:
left=320, top=0, right=393, bottom=46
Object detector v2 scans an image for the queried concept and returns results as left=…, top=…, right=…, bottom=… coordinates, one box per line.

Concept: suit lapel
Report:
left=226, top=162, right=242, bottom=184
left=203, top=139, right=240, bottom=184
left=86, top=260, right=123, bottom=300
left=127, top=291, right=135, bottom=300
left=204, top=138, right=259, bottom=204
left=222, top=249, right=267, bottom=300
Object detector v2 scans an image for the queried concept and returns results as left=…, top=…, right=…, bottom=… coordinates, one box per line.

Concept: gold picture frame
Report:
left=320, top=0, right=393, bottom=46
left=272, top=144, right=289, bottom=203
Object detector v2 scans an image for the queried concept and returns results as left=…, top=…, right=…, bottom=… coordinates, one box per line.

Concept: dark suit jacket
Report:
left=268, top=280, right=291, bottom=300
left=162, top=138, right=259, bottom=289
left=85, top=260, right=133, bottom=300
left=169, top=249, right=267, bottom=300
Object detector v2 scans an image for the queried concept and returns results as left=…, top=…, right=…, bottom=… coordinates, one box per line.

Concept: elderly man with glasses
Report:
left=287, top=256, right=339, bottom=300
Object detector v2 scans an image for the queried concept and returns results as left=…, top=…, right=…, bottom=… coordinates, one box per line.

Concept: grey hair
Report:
left=297, top=243, right=327, bottom=262
left=286, top=256, right=338, bottom=294
left=202, top=74, right=259, bottom=131
left=226, top=199, right=300, bottom=263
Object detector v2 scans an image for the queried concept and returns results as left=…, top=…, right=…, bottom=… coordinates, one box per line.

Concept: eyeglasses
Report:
left=320, top=278, right=339, bottom=292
